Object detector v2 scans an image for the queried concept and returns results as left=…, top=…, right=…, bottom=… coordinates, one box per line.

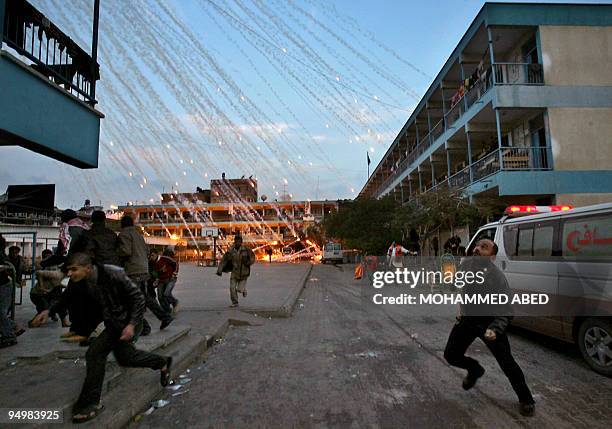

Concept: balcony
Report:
left=0, top=0, right=102, bottom=168
left=431, top=147, right=550, bottom=195
left=376, top=63, right=544, bottom=197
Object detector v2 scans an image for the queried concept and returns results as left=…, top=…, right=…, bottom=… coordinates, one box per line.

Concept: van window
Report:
left=533, top=224, right=554, bottom=258
left=467, top=228, right=496, bottom=256
left=333, top=244, right=341, bottom=251
left=517, top=228, right=534, bottom=257
left=503, top=225, right=518, bottom=257
left=562, top=214, right=612, bottom=259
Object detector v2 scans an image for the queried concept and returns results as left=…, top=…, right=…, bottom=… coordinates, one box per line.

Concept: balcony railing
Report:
left=493, top=63, right=543, bottom=85
left=2, top=0, right=100, bottom=105
left=374, top=63, right=544, bottom=197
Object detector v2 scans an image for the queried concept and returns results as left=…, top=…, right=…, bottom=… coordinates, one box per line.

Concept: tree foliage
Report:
left=323, top=187, right=503, bottom=254
left=323, top=196, right=400, bottom=254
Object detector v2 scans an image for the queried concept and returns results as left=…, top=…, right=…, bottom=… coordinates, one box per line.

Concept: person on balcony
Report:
left=217, top=235, right=255, bottom=307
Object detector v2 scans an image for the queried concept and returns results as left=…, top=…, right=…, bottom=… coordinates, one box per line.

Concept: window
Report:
left=533, top=223, right=554, bottom=258
left=517, top=227, right=534, bottom=257
left=562, top=214, right=612, bottom=260
left=467, top=228, right=496, bottom=256
left=503, top=225, right=518, bottom=257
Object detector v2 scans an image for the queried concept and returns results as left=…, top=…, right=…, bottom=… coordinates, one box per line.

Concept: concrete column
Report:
left=400, top=181, right=404, bottom=203
left=460, top=61, right=468, bottom=111
left=408, top=178, right=413, bottom=197
left=495, top=109, right=505, bottom=169
left=431, top=162, right=436, bottom=186
left=446, top=148, right=452, bottom=179
left=418, top=170, right=423, bottom=193
left=487, top=26, right=497, bottom=84
left=466, top=131, right=474, bottom=183
left=0, top=0, right=5, bottom=42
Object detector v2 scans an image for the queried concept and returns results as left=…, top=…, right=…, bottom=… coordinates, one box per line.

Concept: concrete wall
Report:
left=556, top=193, right=612, bottom=207
left=548, top=108, right=612, bottom=170
left=539, top=25, right=612, bottom=86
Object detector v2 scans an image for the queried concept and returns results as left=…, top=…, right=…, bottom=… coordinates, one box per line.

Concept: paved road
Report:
left=133, top=264, right=612, bottom=429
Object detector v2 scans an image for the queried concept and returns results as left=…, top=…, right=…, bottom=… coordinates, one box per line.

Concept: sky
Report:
left=0, top=0, right=600, bottom=209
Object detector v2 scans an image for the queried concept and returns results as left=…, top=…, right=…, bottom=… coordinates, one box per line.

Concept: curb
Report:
left=241, top=263, right=313, bottom=318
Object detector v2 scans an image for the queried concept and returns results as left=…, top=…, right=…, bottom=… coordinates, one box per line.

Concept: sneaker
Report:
left=0, top=338, right=17, bottom=348
left=242, top=290, right=247, bottom=297
left=14, top=327, right=26, bottom=337
left=172, top=303, right=180, bottom=315
left=519, top=402, right=535, bottom=417
left=229, top=303, right=239, bottom=308
left=462, top=366, right=485, bottom=390
left=160, top=318, right=173, bottom=330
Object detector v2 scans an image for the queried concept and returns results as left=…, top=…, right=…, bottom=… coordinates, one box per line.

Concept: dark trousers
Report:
left=158, top=279, right=178, bottom=313
left=75, top=327, right=166, bottom=411
left=66, top=284, right=102, bottom=337
left=31, top=288, right=66, bottom=319
left=444, top=320, right=534, bottom=404
left=130, top=275, right=172, bottom=327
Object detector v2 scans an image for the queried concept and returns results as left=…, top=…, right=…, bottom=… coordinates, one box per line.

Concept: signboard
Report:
left=202, top=227, right=219, bottom=237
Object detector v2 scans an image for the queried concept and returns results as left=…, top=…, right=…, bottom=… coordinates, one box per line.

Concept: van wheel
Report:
left=578, top=318, right=612, bottom=377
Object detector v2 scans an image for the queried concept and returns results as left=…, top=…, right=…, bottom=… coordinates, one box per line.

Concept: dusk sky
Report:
left=0, top=0, right=596, bottom=209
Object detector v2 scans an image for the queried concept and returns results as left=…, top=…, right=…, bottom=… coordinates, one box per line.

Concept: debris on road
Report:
left=172, top=389, right=190, bottom=397
left=166, top=385, right=182, bottom=391
left=179, top=378, right=192, bottom=385
left=151, top=399, right=170, bottom=409
left=143, top=407, right=155, bottom=416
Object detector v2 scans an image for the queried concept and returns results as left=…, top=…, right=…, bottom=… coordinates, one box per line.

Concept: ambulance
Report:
left=466, top=203, right=612, bottom=376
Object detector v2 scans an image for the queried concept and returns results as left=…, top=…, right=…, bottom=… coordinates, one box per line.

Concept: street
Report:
left=132, top=263, right=612, bottom=429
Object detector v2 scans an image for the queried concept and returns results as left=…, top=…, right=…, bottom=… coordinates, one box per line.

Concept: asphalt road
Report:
left=133, top=263, right=612, bottom=429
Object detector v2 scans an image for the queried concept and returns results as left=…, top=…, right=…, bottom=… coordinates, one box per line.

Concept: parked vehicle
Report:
left=322, top=242, right=343, bottom=264
left=466, top=203, right=612, bottom=376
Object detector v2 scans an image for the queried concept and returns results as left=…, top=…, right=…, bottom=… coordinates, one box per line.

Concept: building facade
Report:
left=120, top=198, right=339, bottom=250
left=359, top=3, right=612, bottom=208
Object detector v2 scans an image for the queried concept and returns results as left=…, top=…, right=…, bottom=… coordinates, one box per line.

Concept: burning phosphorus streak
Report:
left=40, top=0, right=422, bottom=207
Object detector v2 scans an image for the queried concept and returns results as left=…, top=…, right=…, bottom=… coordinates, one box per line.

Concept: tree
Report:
left=323, top=196, right=400, bottom=254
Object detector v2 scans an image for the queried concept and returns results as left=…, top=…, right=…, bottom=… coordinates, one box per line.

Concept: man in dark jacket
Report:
left=216, top=235, right=255, bottom=307
left=32, top=253, right=172, bottom=424
left=83, top=210, right=120, bottom=266
left=118, top=215, right=172, bottom=333
left=444, top=239, right=535, bottom=417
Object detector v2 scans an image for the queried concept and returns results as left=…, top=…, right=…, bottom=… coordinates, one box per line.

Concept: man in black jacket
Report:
left=83, top=210, right=120, bottom=266
left=444, top=239, right=535, bottom=417
left=32, top=253, right=172, bottom=424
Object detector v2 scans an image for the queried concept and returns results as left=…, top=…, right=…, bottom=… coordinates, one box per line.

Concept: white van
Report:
left=322, top=242, right=343, bottom=264
left=466, top=203, right=612, bottom=376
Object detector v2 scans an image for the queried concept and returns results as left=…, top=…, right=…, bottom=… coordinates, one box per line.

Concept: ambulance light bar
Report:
left=504, top=205, right=573, bottom=216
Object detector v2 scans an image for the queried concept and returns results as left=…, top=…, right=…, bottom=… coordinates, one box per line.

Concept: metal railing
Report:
left=2, top=0, right=99, bottom=105
left=493, top=63, right=543, bottom=85
left=501, top=146, right=550, bottom=170
left=448, top=165, right=470, bottom=189
left=373, top=62, right=544, bottom=197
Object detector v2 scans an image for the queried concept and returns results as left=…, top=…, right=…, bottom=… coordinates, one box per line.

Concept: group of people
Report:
left=25, top=210, right=179, bottom=345
left=0, top=209, right=182, bottom=423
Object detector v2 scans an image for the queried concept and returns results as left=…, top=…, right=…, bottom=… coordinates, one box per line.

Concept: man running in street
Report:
left=217, top=235, right=255, bottom=307
left=443, top=238, right=535, bottom=417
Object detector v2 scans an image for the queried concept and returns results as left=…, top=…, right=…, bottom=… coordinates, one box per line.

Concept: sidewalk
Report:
left=0, top=262, right=311, bottom=428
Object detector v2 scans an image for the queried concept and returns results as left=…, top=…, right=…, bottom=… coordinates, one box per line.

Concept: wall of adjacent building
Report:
left=539, top=25, right=612, bottom=86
